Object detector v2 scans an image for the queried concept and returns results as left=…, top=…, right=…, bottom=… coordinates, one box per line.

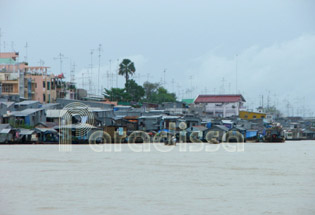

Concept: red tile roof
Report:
left=194, top=94, right=246, bottom=103
left=0, top=52, right=19, bottom=60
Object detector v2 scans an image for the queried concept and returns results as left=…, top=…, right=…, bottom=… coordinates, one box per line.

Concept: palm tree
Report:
left=118, top=59, right=136, bottom=84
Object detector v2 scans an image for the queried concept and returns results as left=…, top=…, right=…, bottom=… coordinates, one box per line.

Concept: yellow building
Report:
left=239, top=111, right=266, bottom=120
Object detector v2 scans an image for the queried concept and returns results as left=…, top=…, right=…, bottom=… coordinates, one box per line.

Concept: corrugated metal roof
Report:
left=11, top=108, right=44, bottom=117
left=0, top=128, right=11, bottom=134
left=182, top=99, right=194, bottom=104
left=35, top=128, right=57, bottom=133
left=0, top=58, right=16, bottom=64
left=16, top=101, right=39, bottom=105
left=0, top=124, right=11, bottom=130
left=19, top=129, right=35, bottom=135
left=139, top=115, right=162, bottom=119
left=194, top=94, right=246, bottom=103
left=46, top=109, right=63, bottom=118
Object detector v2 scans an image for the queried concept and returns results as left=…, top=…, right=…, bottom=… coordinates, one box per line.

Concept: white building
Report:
left=194, top=94, right=246, bottom=117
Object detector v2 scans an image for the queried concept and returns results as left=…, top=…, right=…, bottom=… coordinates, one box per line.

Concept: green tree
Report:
left=143, top=81, right=176, bottom=104
left=118, top=59, right=136, bottom=86
left=125, top=79, right=145, bottom=102
left=152, top=87, right=176, bottom=103
left=103, top=88, right=126, bottom=101
left=143, top=81, right=160, bottom=101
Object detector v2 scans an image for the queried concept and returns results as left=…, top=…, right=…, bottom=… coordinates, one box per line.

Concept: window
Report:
left=47, top=82, right=50, bottom=90
left=43, top=94, right=46, bottom=102
left=43, top=81, right=46, bottom=88
left=2, top=84, right=14, bottom=93
left=253, top=115, right=257, bottom=119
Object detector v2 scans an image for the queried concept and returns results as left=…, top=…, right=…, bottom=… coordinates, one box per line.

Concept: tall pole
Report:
left=54, top=53, right=67, bottom=75
left=0, top=28, right=2, bottom=57
left=98, top=44, right=102, bottom=95
left=163, top=69, right=166, bottom=87
left=90, top=49, right=94, bottom=94
left=116, top=59, right=119, bottom=88
left=24, top=42, right=29, bottom=62
left=108, top=59, right=111, bottom=89
left=235, top=54, right=238, bottom=94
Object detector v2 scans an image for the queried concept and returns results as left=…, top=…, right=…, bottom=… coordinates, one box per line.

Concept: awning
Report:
left=19, top=129, right=35, bottom=135
left=0, top=129, right=11, bottom=134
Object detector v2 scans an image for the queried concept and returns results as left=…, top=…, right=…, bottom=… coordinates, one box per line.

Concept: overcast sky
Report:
left=1, top=0, right=315, bottom=116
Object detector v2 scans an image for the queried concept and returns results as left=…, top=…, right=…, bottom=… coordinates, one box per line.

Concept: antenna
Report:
left=0, top=28, right=2, bottom=57
left=24, top=42, right=29, bottom=62
left=54, top=53, right=68, bottom=75
left=107, top=59, right=111, bottom=89
left=90, top=49, right=94, bottom=94
left=220, top=78, right=225, bottom=94
left=116, top=59, right=119, bottom=88
left=11, top=41, right=14, bottom=52
left=38, top=59, right=45, bottom=67
left=163, top=69, right=166, bottom=87
left=189, top=75, right=193, bottom=98
left=71, top=62, right=76, bottom=83
left=97, top=44, right=102, bottom=95
left=235, top=54, right=238, bottom=94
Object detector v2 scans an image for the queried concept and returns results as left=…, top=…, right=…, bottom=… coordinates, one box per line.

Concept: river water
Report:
left=0, top=141, right=315, bottom=215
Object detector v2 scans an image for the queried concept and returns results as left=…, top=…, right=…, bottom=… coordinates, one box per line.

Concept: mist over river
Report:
left=1, top=142, right=315, bottom=215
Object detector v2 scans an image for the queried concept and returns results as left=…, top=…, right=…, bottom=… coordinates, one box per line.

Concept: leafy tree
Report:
left=118, top=59, right=136, bottom=86
left=125, top=79, right=145, bottom=102
left=143, top=81, right=176, bottom=103
left=152, top=87, right=176, bottom=103
left=103, top=88, right=126, bottom=101
left=143, top=81, right=160, bottom=101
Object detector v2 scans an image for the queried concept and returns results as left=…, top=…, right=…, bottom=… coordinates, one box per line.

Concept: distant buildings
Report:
left=194, top=94, right=246, bottom=118
left=0, top=52, right=76, bottom=103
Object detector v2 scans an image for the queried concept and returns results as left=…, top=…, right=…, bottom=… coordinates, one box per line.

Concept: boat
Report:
left=264, top=125, right=285, bottom=142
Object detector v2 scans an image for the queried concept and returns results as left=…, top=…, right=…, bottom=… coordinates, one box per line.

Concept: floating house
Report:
left=138, top=115, right=163, bottom=131
left=7, top=108, right=46, bottom=127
